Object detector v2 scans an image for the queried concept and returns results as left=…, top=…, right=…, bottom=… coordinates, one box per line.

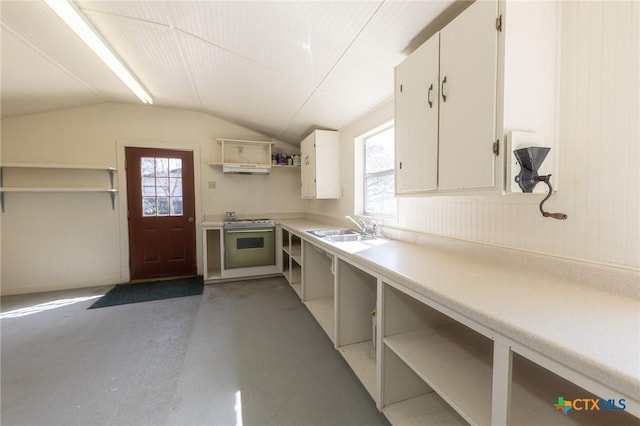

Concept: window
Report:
left=363, top=124, right=396, bottom=218
left=141, top=157, right=183, bottom=216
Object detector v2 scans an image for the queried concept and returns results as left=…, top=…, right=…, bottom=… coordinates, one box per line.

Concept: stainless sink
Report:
left=307, top=229, right=358, bottom=237
left=326, top=233, right=376, bottom=242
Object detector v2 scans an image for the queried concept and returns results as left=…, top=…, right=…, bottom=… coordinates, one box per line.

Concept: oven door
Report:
left=224, top=228, right=276, bottom=269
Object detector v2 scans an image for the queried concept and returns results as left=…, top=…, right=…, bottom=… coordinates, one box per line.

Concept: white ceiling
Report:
left=1, top=0, right=467, bottom=144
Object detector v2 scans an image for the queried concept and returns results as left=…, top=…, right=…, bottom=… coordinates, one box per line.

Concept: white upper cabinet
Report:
left=395, top=33, right=440, bottom=194
left=395, top=0, right=558, bottom=195
left=395, top=0, right=499, bottom=194
left=301, top=130, right=340, bottom=199
left=438, top=0, right=498, bottom=190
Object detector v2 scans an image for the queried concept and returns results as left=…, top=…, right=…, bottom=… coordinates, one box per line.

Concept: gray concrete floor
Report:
left=1, top=277, right=389, bottom=426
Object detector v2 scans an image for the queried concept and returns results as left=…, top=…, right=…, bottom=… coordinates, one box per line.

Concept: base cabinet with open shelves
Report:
left=336, top=259, right=378, bottom=400
left=202, top=227, right=223, bottom=280
left=288, top=233, right=638, bottom=426
left=281, top=228, right=303, bottom=299
left=302, top=240, right=335, bottom=343
left=382, top=282, right=493, bottom=425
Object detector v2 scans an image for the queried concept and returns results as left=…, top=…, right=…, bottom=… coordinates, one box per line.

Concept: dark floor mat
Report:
left=88, top=276, right=203, bottom=309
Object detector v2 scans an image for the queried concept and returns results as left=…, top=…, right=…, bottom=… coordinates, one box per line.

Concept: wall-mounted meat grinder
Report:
left=513, top=146, right=567, bottom=220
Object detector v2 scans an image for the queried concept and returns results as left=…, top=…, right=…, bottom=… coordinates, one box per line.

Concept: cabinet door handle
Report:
left=304, top=156, right=310, bottom=165
left=427, top=84, right=433, bottom=108
left=441, top=76, right=447, bottom=102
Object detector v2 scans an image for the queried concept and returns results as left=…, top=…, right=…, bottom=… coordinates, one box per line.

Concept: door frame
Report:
left=116, top=140, right=202, bottom=282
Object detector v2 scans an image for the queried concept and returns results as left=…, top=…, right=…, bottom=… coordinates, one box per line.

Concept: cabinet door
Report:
left=395, top=34, right=440, bottom=194
left=314, top=130, right=340, bottom=199
left=438, top=0, right=498, bottom=190
left=300, top=133, right=316, bottom=199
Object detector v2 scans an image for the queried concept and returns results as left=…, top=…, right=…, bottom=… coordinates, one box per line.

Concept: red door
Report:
left=126, top=147, right=196, bottom=280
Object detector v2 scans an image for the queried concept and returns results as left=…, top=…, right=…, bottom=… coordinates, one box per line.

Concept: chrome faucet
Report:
left=345, top=215, right=380, bottom=237
left=345, top=215, right=366, bottom=233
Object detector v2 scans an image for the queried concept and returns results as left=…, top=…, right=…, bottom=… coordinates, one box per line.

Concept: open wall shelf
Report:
left=0, top=163, right=118, bottom=212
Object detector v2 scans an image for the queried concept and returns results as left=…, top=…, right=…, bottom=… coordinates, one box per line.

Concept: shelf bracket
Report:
left=108, top=169, right=115, bottom=189
left=108, top=169, right=116, bottom=210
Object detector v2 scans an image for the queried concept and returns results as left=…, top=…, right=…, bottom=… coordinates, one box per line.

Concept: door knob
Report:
left=188, top=217, right=194, bottom=222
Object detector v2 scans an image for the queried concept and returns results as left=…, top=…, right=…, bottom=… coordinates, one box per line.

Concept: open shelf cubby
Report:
left=382, top=283, right=493, bottom=425
left=290, top=262, right=302, bottom=299
left=204, top=228, right=222, bottom=280
left=509, top=353, right=639, bottom=426
left=382, top=344, right=468, bottom=425
left=281, top=228, right=303, bottom=300
left=336, top=259, right=378, bottom=398
left=303, top=240, right=335, bottom=343
left=290, top=234, right=302, bottom=264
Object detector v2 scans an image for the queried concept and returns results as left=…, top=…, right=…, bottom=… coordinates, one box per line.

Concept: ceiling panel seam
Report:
left=313, top=1, right=385, bottom=89
left=160, top=3, right=206, bottom=114
left=275, top=89, right=320, bottom=140
left=275, top=1, right=386, bottom=140
left=77, top=7, right=170, bottom=29
left=1, top=22, right=110, bottom=102
left=174, top=27, right=320, bottom=90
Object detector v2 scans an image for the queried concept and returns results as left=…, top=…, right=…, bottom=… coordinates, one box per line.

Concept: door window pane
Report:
left=157, top=197, right=170, bottom=215
left=142, top=178, right=156, bottom=196
left=141, top=157, right=155, bottom=177
left=171, top=197, right=183, bottom=215
left=143, top=197, right=157, bottom=216
left=140, top=157, right=183, bottom=217
left=155, top=158, right=169, bottom=177
left=170, top=178, right=183, bottom=196
left=169, top=159, right=182, bottom=177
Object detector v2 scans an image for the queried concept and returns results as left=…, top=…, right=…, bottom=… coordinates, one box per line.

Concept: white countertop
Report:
left=278, top=219, right=640, bottom=403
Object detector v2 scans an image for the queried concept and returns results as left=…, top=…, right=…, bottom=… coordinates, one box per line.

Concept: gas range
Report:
left=223, top=218, right=276, bottom=229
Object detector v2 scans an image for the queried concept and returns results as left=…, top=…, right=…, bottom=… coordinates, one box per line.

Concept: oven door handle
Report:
left=225, top=229, right=274, bottom=234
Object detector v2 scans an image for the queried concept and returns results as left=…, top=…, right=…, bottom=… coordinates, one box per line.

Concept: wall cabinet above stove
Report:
left=209, top=139, right=273, bottom=174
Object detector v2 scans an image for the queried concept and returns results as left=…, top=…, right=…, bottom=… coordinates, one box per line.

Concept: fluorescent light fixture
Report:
left=44, top=0, right=153, bottom=104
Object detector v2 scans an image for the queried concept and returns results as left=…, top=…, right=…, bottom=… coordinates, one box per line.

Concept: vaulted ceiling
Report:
left=1, top=1, right=466, bottom=144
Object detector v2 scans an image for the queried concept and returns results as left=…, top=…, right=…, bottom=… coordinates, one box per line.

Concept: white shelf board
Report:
left=383, top=393, right=468, bottom=426
left=305, top=298, right=334, bottom=342
left=291, top=282, right=302, bottom=300
left=216, top=138, right=274, bottom=145
left=290, top=244, right=302, bottom=263
left=272, top=164, right=300, bottom=169
left=283, top=247, right=291, bottom=256
left=0, top=162, right=116, bottom=171
left=0, top=187, right=118, bottom=193
left=207, top=162, right=271, bottom=168
left=384, top=323, right=493, bottom=426
left=291, top=266, right=301, bottom=282
left=207, top=267, right=222, bottom=280
left=339, top=340, right=376, bottom=398
left=290, top=241, right=302, bottom=252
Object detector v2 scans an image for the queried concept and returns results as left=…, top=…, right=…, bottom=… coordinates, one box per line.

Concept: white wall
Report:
left=1, top=103, right=304, bottom=295
left=308, top=0, right=639, bottom=270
